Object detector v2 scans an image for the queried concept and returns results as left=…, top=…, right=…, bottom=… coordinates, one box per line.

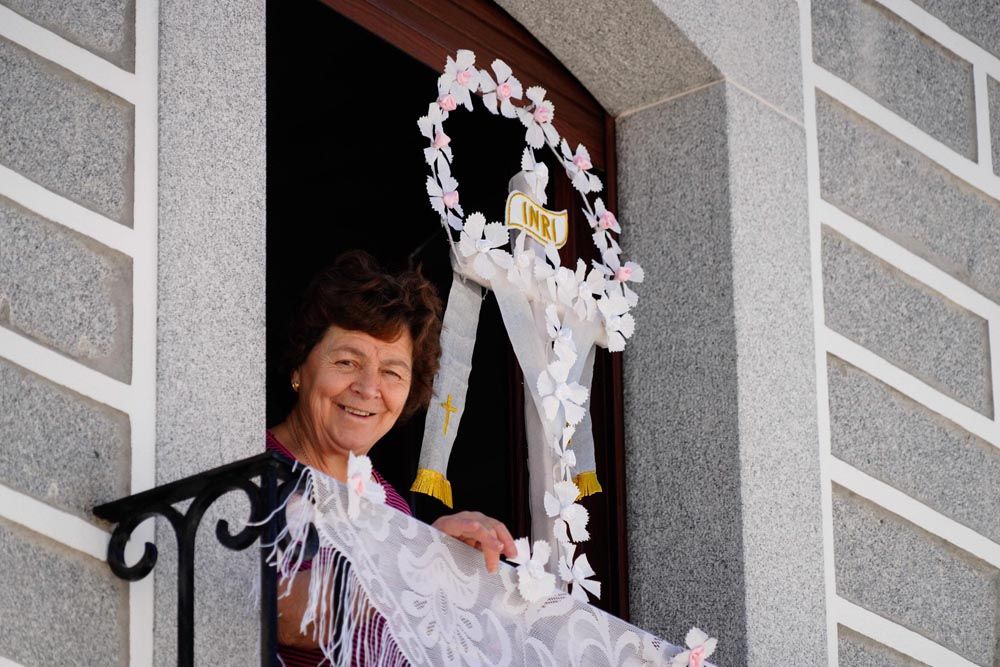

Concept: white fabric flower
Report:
left=545, top=304, right=576, bottom=360
left=426, top=160, right=464, bottom=230
left=572, top=260, right=606, bottom=321
left=518, top=86, right=560, bottom=149
left=533, top=241, right=562, bottom=282
left=597, top=290, right=635, bottom=353
left=509, top=538, right=556, bottom=603
left=671, top=628, right=717, bottom=667
left=418, top=102, right=452, bottom=170
left=558, top=543, right=601, bottom=602
left=438, top=49, right=480, bottom=111
left=506, top=232, right=538, bottom=298
left=346, top=452, right=386, bottom=520
left=479, top=59, right=523, bottom=118
left=560, top=139, right=602, bottom=194
left=587, top=199, right=621, bottom=254
left=550, top=424, right=577, bottom=481
left=595, top=248, right=643, bottom=307
left=536, top=345, right=588, bottom=426
left=520, top=148, right=550, bottom=204
left=543, top=480, right=590, bottom=543
left=459, top=212, right=511, bottom=280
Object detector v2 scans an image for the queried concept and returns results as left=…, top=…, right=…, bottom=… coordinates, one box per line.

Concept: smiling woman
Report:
left=266, top=251, right=517, bottom=665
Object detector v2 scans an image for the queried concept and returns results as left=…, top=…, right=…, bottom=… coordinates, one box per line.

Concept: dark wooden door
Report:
left=267, top=0, right=628, bottom=618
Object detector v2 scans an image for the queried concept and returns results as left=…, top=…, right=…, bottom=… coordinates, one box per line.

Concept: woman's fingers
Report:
left=433, top=512, right=517, bottom=573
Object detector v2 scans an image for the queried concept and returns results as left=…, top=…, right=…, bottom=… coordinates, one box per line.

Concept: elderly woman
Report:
left=267, top=250, right=516, bottom=665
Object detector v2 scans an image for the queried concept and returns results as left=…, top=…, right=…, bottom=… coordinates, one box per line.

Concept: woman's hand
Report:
left=432, top=511, right=518, bottom=573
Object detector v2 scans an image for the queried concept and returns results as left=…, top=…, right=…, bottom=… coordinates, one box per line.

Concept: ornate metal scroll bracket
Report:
left=93, top=452, right=304, bottom=667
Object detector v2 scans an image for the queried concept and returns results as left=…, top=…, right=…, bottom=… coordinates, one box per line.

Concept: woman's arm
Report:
left=277, top=572, right=320, bottom=649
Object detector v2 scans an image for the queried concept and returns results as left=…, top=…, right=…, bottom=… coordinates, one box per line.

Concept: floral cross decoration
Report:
left=419, top=49, right=647, bottom=607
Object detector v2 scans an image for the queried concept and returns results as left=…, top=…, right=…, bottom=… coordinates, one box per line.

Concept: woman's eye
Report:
left=335, top=359, right=353, bottom=368
left=383, top=370, right=402, bottom=380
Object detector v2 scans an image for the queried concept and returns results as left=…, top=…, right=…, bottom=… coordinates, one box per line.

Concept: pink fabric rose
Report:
left=456, top=69, right=473, bottom=86
left=599, top=210, right=618, bottom=230
left=497, top=81, right=512, bottom=100
left=432, top=131, right=451, bottom=149
left=533, top=104, right=552, bottom=124
left=573, top=154, right=593, bottom=171
left=443, top=191, right=460, bottom=209
left=614, top=266, right=633, bottom=282
left=437, top=94, right=457, bottom=111
left=689, top=645, right=706, bottom=667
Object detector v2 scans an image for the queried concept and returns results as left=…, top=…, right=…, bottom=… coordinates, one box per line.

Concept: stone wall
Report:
left=0, top=1, right=142, bottom=665
left=806, top=0, right=1000, bottom=663
left=0, top=1, right=264, bottom=665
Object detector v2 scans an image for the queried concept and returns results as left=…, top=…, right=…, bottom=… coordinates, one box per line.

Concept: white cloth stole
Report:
left=416, top=273, right=482, bottom=483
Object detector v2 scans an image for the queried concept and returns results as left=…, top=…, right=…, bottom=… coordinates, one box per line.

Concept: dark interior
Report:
left=266, top=0, right=563, bottom=530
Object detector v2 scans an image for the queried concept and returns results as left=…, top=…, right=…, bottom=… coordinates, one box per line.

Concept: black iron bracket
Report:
left=93, top=452, right=303, bottom=667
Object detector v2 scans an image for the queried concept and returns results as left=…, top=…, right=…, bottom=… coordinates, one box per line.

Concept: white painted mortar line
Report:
left=130, top=1, right=159, bottom=665
left=991, top=321, right=1000, bottom=426
left=973, top=66, right=994, bottom=175
left=0, top=164, right=137, bottom=257
left=0, top=5, right=137, bottom=104
left=0, top=483, right=110, bottom=561
left=830, top=457, right=1000, bottom=567
left=818, top=201, right=1000, bottom=321
left=825, top=328, right=999, bottom=447
left=834, top=596, right=979, bottom=667
left=798, top=0, right=839, bottom=662
left=813, top=65, right=1000, bottom=202
left=616, top=79, right=724, bottom=120
left=0, top=327, right=133, bottom=414
left=871, top=0, right=1000, bottom=82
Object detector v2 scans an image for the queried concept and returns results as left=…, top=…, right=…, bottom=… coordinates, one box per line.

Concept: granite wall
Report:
left=0, top=1, right=136, bottom=664
left=809, top=0, right=1000, bottom=664
left=0, top=0, right=265, bottom=665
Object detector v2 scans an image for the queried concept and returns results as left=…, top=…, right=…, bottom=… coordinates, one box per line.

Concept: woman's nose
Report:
left=351, top=366, right=379, bottom=398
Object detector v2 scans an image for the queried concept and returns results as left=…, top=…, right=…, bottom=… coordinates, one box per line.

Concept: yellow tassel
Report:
left=574, top=471, right=603, bottom=499
left=410, top=468, right=454, bottom=508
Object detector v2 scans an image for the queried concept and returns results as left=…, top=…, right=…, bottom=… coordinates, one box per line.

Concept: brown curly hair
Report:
left=285, top=250, right=443, bottom=420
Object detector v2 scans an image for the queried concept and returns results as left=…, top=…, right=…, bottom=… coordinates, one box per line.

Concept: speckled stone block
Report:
left=619, top=81, right=822, bottom=666
left=1, top=0, right=135, bottom=70
left=725, top=85, right=824, bottom=667
left=652, top=0, right=804, bottom=121
left=0, top=518, right=128, bottom=666
left=0, top=358, right=129, bottom=522
left=0, top=198, right=132, bottom=381
left=990, top=77, right=1000, bottom=177
left=816, top=92, right=1000, bottom=303
left=156, top=0, right=265, bottom=664
left=0, top=38, right=134, bottom=225
left=494, top=0, right=719, bottom=115
left=838, top=626, right=926, bottom=667
left=813, top=0, right=975, bottom=158
left=619, top=81, right=747, bottom=658
left=908, top=0, right=1000, bottom=60
left=828, top=356, right=1000, bottom=542
left=833, top=488, right=999, bottom=666
left=822, top=229, right=991, bottom=415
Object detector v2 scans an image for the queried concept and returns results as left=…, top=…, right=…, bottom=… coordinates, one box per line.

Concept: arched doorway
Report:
left=266, top=0, right=628, bottom=617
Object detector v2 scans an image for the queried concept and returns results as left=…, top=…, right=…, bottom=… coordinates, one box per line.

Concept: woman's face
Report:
left=293, top=326, right=413, bottom=459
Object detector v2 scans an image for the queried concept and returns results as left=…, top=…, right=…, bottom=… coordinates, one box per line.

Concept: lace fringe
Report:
left=257, top=465, right=408, bottom=667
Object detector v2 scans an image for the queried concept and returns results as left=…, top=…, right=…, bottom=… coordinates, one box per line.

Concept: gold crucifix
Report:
left=440, top=394, right=459, bottom=435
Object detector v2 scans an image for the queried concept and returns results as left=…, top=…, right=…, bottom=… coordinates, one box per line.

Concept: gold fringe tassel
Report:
left=573, top=470, right=603, bottom=499
left=410, top=468, right=454, bottom=508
